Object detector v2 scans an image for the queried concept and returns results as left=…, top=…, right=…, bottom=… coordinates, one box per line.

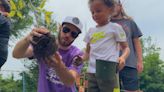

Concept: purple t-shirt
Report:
left=37, top=45, right=83, bottom=92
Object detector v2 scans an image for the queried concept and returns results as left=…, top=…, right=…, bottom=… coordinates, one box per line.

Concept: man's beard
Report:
left=58, top=33, right=74, bottom=47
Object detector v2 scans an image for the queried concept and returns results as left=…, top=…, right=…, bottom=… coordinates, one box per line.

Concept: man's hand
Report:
left=26, top=27, right=49, bottom=44
left=46, top=52, right=78, bottom=86
left=45, top=52, right=62, bottom=67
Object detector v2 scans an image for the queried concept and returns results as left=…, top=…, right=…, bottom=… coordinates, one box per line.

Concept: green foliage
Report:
left=0, top=74, right=22, bottom=92
left=140, top=37, right=164, bottom=92
left=0, top=60, right=39, bottom=91
left=142, top=37, right=161, bottom=56
left=29, top=0, right=57, bottom=33
left=0, top=0, right=57, bottom=91
left=21, top=60, right=39, bottom=92
left=9, top=0, right=34, bottom=37
left=9, top=0, right=57, bottom=38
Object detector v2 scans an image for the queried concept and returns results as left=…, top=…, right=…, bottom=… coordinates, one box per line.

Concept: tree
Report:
left=20, top=60, right=39, bottom=92
left=9, top=0, right=57, bottom=38
left=140, top=37, right=164, bottom=92
left=0, top=0, right=57, bottom=91
left=0, top=74, right=22, bottom=92
left=9, top=0, right=34, bottom=37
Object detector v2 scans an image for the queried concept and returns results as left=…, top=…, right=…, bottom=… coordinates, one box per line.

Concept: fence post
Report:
left=23, top=72, right=26, bottom=92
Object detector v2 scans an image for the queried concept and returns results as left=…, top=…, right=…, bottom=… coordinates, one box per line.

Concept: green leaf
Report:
left=39, top=0, right=47, bottom=8
left=45, top=11, right=53, bottom=25
left=17, top=11, right=23, bottom=19
left=18, top=0, right=25, bottom=9
left=9, top=0, right=17, bottom=10
left=8, top=11, right=16, bottom=17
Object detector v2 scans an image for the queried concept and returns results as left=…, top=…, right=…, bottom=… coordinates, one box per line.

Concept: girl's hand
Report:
left=137, top=61, right=143, bottom=73
left=118, top=57, right=125, bottom=71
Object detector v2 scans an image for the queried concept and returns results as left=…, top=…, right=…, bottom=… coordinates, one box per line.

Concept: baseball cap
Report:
left=0, top=0, right=11, bottom=12
left=62, top=16, right=83, bottom=33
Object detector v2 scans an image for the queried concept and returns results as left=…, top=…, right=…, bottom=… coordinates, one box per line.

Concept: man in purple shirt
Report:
left=13, top=16, right=83, bottom=92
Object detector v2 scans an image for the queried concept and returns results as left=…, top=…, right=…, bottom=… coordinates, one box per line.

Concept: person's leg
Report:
left=96, top=60, right=120, bottom=92
left=0, top=38, right=8, bottom=69
left=119, top=67, right=139, bottom=92
left=87, top=73, right=100, bottom=92
left=0, top=58, right=7, bottom=68
left=98, top=74, right=120, bottom=92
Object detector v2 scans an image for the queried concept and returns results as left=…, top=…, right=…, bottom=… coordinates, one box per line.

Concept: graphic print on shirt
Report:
left=46, top=67, right=64, bottom=85
left=119, top=32, right=126, bottom=39
left=90, top=31, right=105, bottom=44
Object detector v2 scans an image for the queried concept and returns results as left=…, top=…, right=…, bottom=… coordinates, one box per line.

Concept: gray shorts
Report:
left=119, top=66, right=139, bottom=91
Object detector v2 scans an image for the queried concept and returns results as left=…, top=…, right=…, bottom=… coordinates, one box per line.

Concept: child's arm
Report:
left=82, top=43, right=90, bottom=61
left=133, top=38, right=143, bottom=73
left=73, top=43, right=90, bottom=63
left=118, top=42, right=130, bottom=70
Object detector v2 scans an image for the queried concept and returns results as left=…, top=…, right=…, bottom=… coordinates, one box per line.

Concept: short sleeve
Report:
left=114, top=24, right=127, bottom=42
left=68, top=49, right=84, bottom=75
left=131, top=20, right=143, bottom=38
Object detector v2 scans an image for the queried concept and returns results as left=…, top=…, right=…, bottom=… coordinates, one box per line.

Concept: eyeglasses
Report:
left=62, top=27, right=80, bottom=38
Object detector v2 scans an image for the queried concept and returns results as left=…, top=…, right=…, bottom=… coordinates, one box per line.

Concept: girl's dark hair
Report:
left=89, top=0, right=115, bottom=7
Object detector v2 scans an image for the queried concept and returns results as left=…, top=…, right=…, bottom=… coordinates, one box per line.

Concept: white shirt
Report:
left=84, top=22, right=126, bottom=73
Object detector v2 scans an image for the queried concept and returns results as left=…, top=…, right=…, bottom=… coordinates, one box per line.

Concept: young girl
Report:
left=83, top=0, right=130, bottom=92
left=111, top=0, right=143, bottom=92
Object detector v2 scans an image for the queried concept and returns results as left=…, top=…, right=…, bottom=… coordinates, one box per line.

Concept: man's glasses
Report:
left=62, top=27, right=80, bottom=38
